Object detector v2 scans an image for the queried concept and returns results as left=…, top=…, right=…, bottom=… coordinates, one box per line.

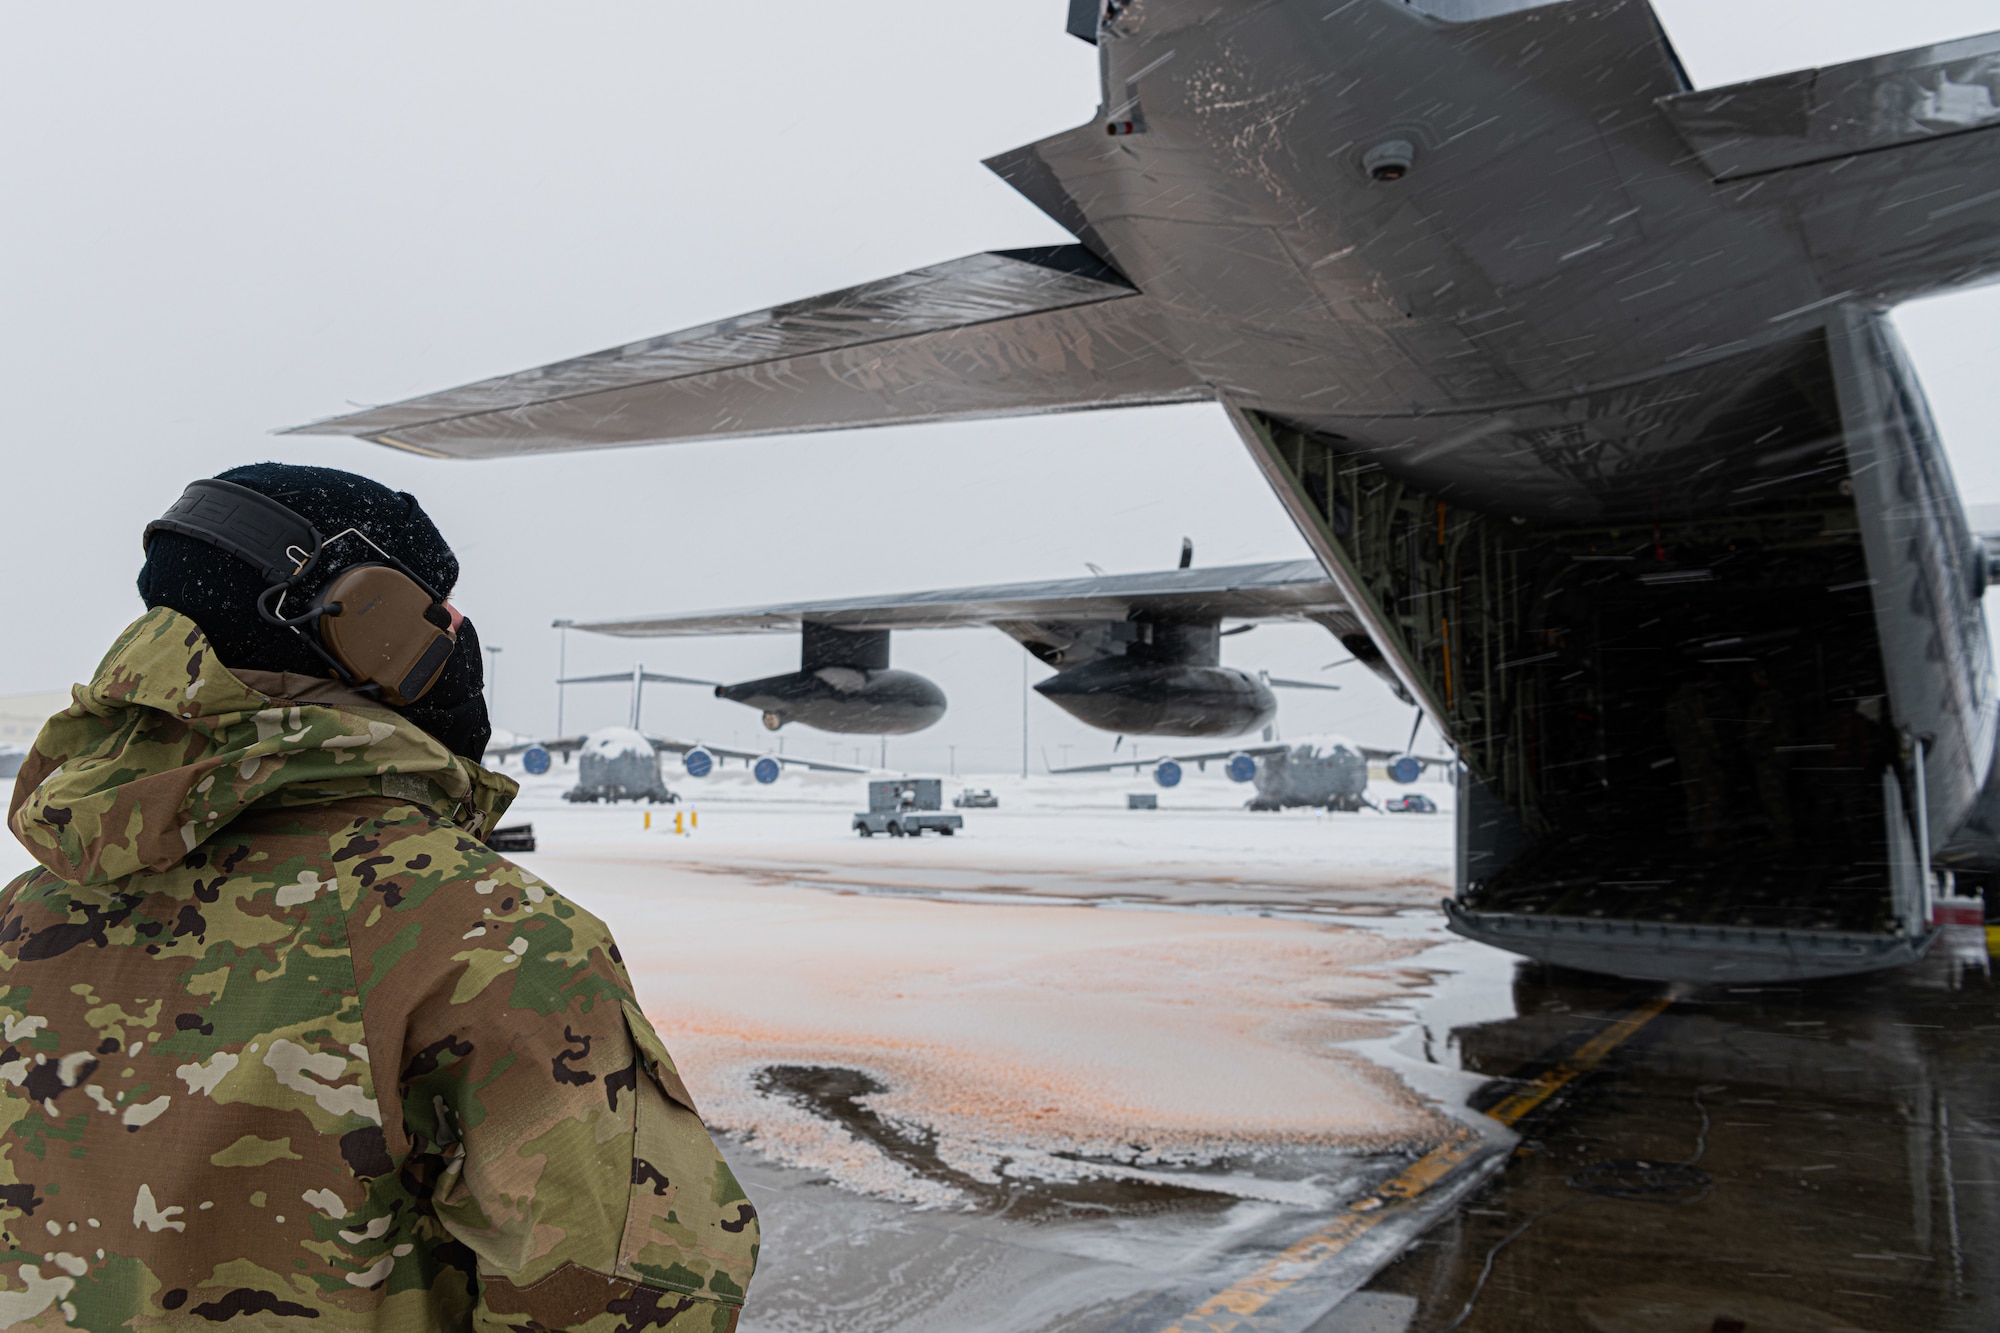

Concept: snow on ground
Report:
left=499, top=760, right=1458, bottom=904
left=502, top=759, right=1474, bottom=1206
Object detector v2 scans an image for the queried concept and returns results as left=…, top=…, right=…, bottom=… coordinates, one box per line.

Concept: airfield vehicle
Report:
left=486, top=824, right=538, bottom=853
left=953, top=788, right=999, bottom=809
left=1386, top=794, right=1439, bottom=815
left=855, top=779, right=963, bottom=838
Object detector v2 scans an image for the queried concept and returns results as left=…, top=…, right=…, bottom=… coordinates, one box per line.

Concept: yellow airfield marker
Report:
left=643, top=811, right=651, bottom=831
left=674, top=810, right=685, bottom=836
left=1161, top=992, right=1676, bottom=1333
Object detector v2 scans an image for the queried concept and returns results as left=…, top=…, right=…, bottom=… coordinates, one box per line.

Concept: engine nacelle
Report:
left=752, top=756, right=783, bottom=785
left=1226, top=752, right=1258, bottom=783
left=716, top=667, right=946, bottom=735
left=1154, top=759, right=1184, bottom=788
left=522, top=745, right=551, bottom=776
left=1388, top=756, right=1423, bottom=785
left=683, top=747, right=715, bottom=779
left=1034, top=660, right=1277, bottom=738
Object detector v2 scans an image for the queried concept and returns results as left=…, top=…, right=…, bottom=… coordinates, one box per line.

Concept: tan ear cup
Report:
left=316, top=565, right=457, bottom=706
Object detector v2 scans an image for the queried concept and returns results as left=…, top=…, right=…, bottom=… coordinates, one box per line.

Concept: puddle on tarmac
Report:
left=755, top=1064, right=1242, bottom=1221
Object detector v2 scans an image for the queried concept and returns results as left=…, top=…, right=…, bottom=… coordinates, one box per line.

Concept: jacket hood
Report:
left=8, top=608, right=517, bottom=886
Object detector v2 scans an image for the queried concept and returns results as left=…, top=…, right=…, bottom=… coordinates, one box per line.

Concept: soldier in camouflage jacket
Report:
left=0, top=606, right=758, bottom=1329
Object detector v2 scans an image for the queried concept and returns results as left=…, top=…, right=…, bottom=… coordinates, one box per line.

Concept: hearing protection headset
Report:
left=144, top=478, right=460, bottom=706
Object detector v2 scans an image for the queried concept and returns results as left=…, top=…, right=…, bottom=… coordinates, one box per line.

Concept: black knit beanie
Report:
left=138, top=463, right=491, bottom=762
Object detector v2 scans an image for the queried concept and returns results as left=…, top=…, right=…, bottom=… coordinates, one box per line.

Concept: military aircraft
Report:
left=489, top=663, right=870, bottom=802
left=293, top=2, right=2000, bottom=983
left=552, top=553, right=1355, bottom=741
left=1052, top=725, right=1453, bottom=812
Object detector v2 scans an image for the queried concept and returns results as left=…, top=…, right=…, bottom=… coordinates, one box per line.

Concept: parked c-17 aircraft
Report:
left=293, top=1, right=2000, bottom=984
left=1053, top=728, right=1455, bottom=812
left=488, top=663, right=870, bottom=802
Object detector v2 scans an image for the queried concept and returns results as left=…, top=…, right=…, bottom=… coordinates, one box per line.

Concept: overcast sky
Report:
left=3, top=1, right=1996, bottom=773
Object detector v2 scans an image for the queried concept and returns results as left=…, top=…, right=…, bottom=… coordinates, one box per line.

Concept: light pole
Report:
left=551, top=620, right=573, bottom=736
left=485, top=645, right=503, bottom=716
left=1021, top=653, right=1029, bottom=779
left=948, top=745, right=956, bottom=777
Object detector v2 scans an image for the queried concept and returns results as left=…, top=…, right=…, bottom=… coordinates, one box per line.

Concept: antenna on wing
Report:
left=1179, top=538, right=1194, bottom=569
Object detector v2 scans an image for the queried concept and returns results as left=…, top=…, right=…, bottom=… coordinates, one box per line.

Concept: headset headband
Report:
left=142, top=477, right=459, bottom=706
left=144, top=479, right=324, bottom=584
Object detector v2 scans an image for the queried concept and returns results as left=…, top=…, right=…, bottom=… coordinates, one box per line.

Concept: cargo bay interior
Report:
left=1247, top=330, right=1909, bottom=935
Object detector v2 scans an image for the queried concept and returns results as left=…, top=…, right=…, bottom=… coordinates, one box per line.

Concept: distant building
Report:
left=0, top=693, right=69, bottom=778
left=0, top=693, right=68, bottom=747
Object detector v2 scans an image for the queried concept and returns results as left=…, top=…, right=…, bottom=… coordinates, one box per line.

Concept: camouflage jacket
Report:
left=0, top=609, right=757, bottom=1330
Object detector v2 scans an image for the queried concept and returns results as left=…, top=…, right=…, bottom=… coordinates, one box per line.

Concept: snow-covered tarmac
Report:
left=500, top=764, right=1520, bottom=1330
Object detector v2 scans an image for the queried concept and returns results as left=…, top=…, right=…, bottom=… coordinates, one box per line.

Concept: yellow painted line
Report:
left=1481, top=993, right=1675, bottom=1128
left=1160, top=993, right=1675, bottom=1333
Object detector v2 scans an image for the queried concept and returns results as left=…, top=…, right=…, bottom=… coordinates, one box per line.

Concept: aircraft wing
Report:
left=570, top=559, right=1346, bottom=637
left=282, top=246, right=1204, bottom=458
left=1051, top=743, right=1451, bottom=776
left=558, top=671, right=719, bottom=688
left=487, top=732, right=866, bottom=773
left=1350, top=749, right=1455, bottom=771
left=1050, top=743, right=1290, bottom=776
left=644, top=736, right=870, bottom=775
left=487, top=734, right=589, bottom=759
left=1658, top=31, right=2000, bottom=304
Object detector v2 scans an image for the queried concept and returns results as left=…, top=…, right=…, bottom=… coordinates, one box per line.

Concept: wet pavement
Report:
left=726, top=917, right=1997, bottom=1333
left=1348, top=931, right=1999, bottom=1333
left=505, top=787, right=1999, bottom=1332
